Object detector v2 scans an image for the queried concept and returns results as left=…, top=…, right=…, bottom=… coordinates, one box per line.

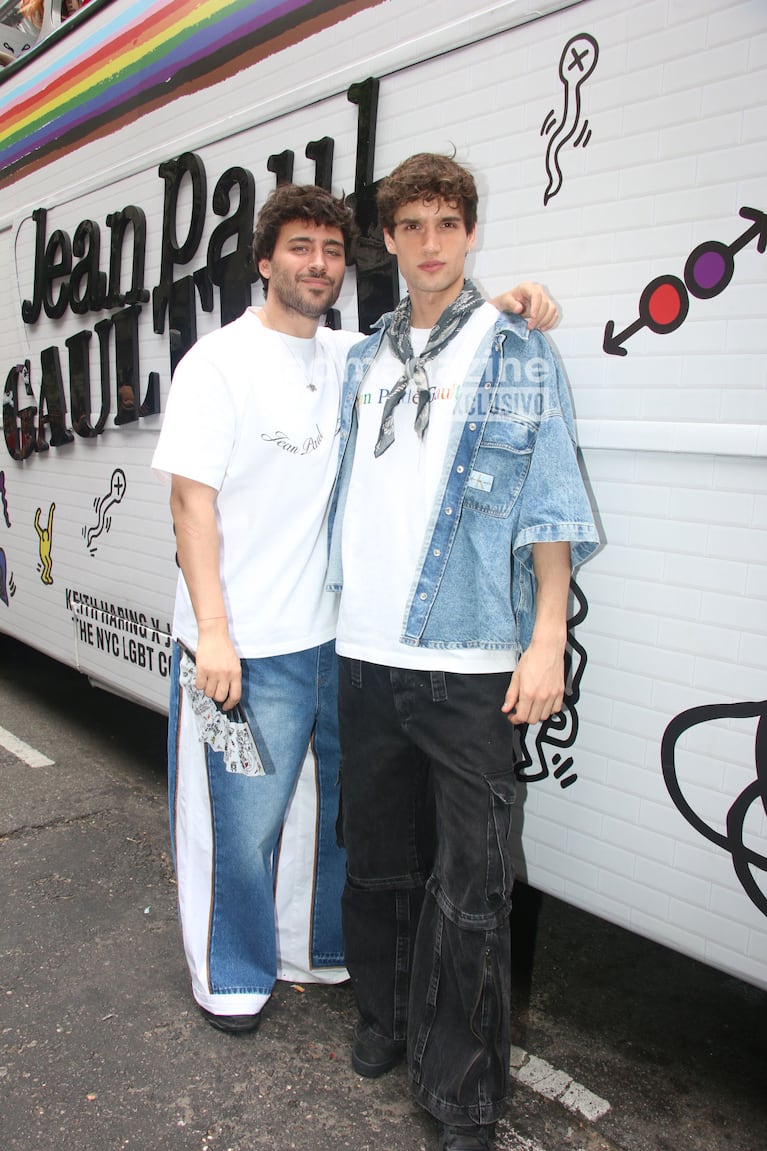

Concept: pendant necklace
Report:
left=279, top=332, right=318, bottom=391
left=251, top=308, right=319, bottom=391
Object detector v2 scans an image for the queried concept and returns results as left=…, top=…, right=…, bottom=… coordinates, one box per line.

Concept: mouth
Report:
left=301, top=277, right=333, bottom=288
left=418, top=262, right=445, bottom=273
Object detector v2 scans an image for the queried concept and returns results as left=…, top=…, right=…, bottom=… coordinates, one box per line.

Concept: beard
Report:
left=267, top=267, right=342, bottom=319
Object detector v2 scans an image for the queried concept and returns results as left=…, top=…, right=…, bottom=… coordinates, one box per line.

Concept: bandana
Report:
left=374, top=279, right=485, bottom=457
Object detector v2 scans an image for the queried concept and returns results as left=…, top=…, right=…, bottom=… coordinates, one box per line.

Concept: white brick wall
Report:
left=475, top=0, right=765, bottom=988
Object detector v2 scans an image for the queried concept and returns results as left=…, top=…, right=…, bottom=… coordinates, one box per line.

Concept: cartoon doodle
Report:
left=514, top=579, right=588, bottom=788
left=541, top=33, right=599, bottom=206
left=0, top=548, right=16, bottom=606
left=83, top=468, right=127, bottom=554
left=0, top=471, right=11, bottom=527
left=34, top=502, right=55, bottom=585
left=604, top=207, right=767, bottom=355
left=661, top=700, right=767, bottom=917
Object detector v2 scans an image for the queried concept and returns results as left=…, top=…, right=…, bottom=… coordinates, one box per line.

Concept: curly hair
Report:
left=376, top=153, right=478, bottom=234
left=252, top=185, right=357, bottom=292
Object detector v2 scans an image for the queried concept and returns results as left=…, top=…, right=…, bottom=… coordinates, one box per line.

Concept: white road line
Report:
left=510, top=1046, right=611, bottom=1122
left=0, top=725, right=55, bottom=768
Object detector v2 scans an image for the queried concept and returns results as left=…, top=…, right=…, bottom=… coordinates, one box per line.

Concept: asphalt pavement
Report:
left=1, top=635, right=765, bottom=1151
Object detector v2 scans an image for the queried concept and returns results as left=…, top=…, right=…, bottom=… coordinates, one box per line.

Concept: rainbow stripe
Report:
left=0, top=0, right=366, bottom=182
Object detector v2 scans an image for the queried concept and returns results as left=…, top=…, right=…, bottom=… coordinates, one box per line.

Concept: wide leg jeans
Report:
left=168, top=640, right=346, bottom=1017
left=338, top=657, right=517, bottom=1127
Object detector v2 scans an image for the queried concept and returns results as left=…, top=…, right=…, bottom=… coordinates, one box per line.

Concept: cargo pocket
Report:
left=485, top=771, right=516, bottom=908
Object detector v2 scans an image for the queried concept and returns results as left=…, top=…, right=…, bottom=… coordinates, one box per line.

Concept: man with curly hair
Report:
left=329, top=154, right=599, bottom=1149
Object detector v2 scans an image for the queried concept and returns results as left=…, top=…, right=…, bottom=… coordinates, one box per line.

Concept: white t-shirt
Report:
left=152, top=309, right=359, bottom=658
left=336, top=302, right=516, bottom=673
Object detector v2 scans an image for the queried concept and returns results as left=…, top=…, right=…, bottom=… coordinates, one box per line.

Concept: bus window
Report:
left=0, top=0, right=88, bottom=66
left=0, top=0, right=41, bottom=65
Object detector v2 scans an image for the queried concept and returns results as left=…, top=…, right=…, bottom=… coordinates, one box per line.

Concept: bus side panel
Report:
left=0, top=0, right=765, bottom=987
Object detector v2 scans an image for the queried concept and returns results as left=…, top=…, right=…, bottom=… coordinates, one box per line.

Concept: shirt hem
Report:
left=335, top=639, right=516, bottom=674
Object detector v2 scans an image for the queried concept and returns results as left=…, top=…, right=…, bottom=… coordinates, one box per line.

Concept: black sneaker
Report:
left=351, top=1022, right=406, bottom=1077
left=199, top=1005, right=261, bottom=1034
left=438, top=1122, right=494, bottom=1150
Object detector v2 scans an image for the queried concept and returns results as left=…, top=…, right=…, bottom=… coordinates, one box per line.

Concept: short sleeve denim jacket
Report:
left=327, top=311, right=600, bottom=653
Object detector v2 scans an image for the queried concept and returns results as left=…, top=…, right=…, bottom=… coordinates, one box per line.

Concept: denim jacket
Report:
left=327, top=311, right=599, bottom=653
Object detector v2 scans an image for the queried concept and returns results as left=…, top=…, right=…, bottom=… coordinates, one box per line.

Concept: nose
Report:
left=307, top=246, right=327, bottom=273
left=421, top=224, right=441, bottom=254
left=419, top=220, right=442, bottom=255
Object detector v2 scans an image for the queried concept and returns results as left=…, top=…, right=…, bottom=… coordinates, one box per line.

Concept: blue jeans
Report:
left=168, top=641, right=345, bottom=1013
left=338, top=658, right=517, bottom=1127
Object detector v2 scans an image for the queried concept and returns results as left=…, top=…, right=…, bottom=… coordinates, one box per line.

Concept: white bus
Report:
left=1, top=0, right=765, bottom=991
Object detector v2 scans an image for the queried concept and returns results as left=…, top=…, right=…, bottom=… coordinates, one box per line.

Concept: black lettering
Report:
left=96, top=625, right=119, bottom=655
left=167, top=274, right=205, bottom=374
left=109, top=305, right=142, bottom=425
left=21, top=208, right=48, bottom=324
left=153, top=152, right=207, bottom=337
left=94, top=316, right=114, bottom=429
left=95, top=305, right=157, bottom=426
left=106, top=206, right=150, bottom=308
left=305, top=137, right=334, bottom=191
left=207, top=165, right=256, bottom=327
left=42, top=228, right=73, bottom=319
left=141, top=371, right=161, bottom=416
left=67, top=329, right=104, bottom=437
left=267, top=149, right=294, bottom=185
left=304, top=137, right=343, bottom=329
left=2, top=362, right=37, bottom=461
left=36, top=346, right=74, bottom=450
left=70, top=220, right=107, bottom=315
left=346, top=78, right=398, bottom=332
left=122, top=635, right=152, bottom=670
left=77, top=618, right=94, bottom=645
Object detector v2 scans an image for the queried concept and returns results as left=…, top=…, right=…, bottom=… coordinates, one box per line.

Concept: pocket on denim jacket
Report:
left=463, top=415, right=536, bottom=518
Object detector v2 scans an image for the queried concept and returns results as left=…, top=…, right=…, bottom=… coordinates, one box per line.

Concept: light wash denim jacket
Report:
left=327, top=311, right=600, bottom=653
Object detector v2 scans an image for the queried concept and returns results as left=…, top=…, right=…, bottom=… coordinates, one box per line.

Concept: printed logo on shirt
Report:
left=358, top=382, right=462, bottom=407
left=261, top=424, right=324, bottom=455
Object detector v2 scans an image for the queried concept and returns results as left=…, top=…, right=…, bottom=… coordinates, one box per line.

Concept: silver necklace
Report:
left=279, top=333, right=318, bottom=391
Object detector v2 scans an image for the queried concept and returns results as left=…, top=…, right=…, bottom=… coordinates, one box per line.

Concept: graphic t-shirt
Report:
left=152, top=309, right=359, bottom=657
left=336, top=302, right=516, bottom=673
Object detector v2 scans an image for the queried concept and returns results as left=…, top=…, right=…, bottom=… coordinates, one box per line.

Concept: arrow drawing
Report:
left=604, top=207, right=766, bottom=356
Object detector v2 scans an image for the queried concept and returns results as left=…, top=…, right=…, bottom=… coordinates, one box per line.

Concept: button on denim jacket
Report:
left=327, top=311, right=600, bottom=653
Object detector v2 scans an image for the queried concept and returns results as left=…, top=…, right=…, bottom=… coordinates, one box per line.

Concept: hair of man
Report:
left=375, top=152, right=479, bottom=235
left=252, top=184, right=358, bottom=293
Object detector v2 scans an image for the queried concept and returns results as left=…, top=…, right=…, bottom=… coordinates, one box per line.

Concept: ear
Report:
left=258, top=257, right=271, bottom=281
left=383, top=228, right=397, bottom=255
left=465, top=226, right=477, bottom=255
